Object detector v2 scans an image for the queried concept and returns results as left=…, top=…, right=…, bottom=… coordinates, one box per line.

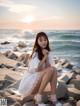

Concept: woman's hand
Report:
left=42, top=49, right=49, bottom=56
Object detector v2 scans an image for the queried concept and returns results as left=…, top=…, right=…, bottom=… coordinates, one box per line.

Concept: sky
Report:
left=0, top=0, right=80, bottom=30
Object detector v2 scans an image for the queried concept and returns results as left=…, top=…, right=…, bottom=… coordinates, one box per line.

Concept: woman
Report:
left=14, top=32, right=57, bottom=106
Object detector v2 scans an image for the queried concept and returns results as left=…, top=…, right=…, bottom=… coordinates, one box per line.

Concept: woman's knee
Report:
left=45, top=66, right=54, bottom=75
left=50, top=66, right=57, bottom=75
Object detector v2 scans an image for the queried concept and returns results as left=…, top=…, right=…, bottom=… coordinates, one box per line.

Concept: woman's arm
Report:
left=37, top=54, right=48, bottom=71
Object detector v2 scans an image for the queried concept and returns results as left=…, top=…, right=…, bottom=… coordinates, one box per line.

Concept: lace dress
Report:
left=18, top=52, right=53, bottom=97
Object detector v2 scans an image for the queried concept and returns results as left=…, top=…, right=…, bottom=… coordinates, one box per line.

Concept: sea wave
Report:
left=0, top=29, right=80, bottom=64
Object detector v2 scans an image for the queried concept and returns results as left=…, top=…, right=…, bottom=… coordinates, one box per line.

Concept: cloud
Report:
left=0, top=0, right=36, bottom=13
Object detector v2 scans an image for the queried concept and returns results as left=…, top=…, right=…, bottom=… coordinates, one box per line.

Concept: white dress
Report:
left=18, top=52, right=53, bottom=97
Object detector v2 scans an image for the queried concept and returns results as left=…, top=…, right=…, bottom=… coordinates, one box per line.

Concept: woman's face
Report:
left=38, top=36, right=48, bottom=49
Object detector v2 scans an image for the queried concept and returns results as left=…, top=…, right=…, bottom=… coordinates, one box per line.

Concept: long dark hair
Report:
left=30, top=32, right=51, bottom=60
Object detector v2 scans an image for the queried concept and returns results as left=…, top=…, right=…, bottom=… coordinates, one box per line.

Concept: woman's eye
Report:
left=39, top=39, right=42, bottom=42
left=44, top=39, right=47, bottom=41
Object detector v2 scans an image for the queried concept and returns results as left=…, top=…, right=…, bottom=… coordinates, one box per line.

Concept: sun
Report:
left=21, top=16, right=35, bottom=24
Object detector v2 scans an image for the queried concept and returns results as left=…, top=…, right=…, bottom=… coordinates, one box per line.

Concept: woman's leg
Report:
left=16, top=67, right=56, bottom=105
left=19, top=75, right=44, bottom=105
left=50, top=67, right=57, bottom=94
left=31, top=67, right=53, bottom=95
left=18, top=68, right=48, bottom=105
left=35, top=66, right=57, bottom=104
left=49, top=67, right=57, bottom=104
left=38, top=67, right=53, bottom=94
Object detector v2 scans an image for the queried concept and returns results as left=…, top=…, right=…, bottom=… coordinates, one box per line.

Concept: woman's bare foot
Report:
left=34, top=93, right=42, bottom=103
left=49, top=94, right=57, bottom=105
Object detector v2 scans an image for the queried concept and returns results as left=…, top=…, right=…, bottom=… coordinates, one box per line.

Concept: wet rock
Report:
left=5, top=72, right=22, bottom=81
left=0, top=53, right=18, bottom=68
left=24, top=101, right=35, bottom=106
left=1, top=41, right=10, bottom=45
left=62, top=63, right=73, bottom=69
left=69, top=79, right=80, bottom=90
left=72, top=65, right=80, bottom=74
left=58, top=72, right=73, bottom=84
left=0, top=80, right=13, bottom=90
left=42, top=82, right=68, bottom=100
left=0, top=90, right=12, bottom=97
left=13, top=46, right=19, bottom=51
left=4, top=51, right=18, bottom=60
left=8, top=80, right=21, bottom=89
left=0, top=64, right=6, bottom=68
left=18, top=41, right=27, bottom=48
left=68, top=87, right=80, bottom=100
left=57, top=58, right=73, bottom=69
left=56, top=82, right=68, bottom=99
left=59, top=58, right=67, bottom=65
left=0, top=68, right=22, bottom=81
left=0, top=80, right=3, bottom=89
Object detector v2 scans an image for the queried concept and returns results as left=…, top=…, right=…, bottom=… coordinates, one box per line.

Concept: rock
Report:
left=0, top=53, right=18, bottom=68
left=0, top=80, right=3, bottom=89
left=72, top=65, right=80, bottom=74
left=8, top=53, right=18, bottom=60
left=3, top=51, right=11, bottom=57
left=0, top=90, right=6, bottom=97
left=8, top=80, right=21, bottom=89
left=54, top=61, right=63, bottom=71
left=59, top=58, right=67, bottom=65
left=42, top=82, right=68, bottom=100
left=0, top=90, right=12, bottom=97
left=76, top=100, right=80, bottom=106
left=56, top=82, right=68, bottom=99
left=18, top=41, right=27, bottom=48
left=15, top=66, right=28, bottom=73
left=4, top=51, right=18, bottom=60
left=12, top=62, right=24, bottom=71
left=0, top=68, right=22, bottom=81
left=62, top=68, right=72, bottom=73
left=18, top=53, right=29, bottom=65
left=13, top=46, right=21, bottom=51
left=62, top=63, right=73, bottom=69
left=69, top=79, right=80, bottom=90
left=1, top=41, right=10, bottom=45
left=13, top=46, right=19, bottom=51
left=58, top=72, right=73, bottom=84
left=57, top=58, right=73, bottom=69
left=0, top=80, right=13, bottom=90
left=24, top=101, right=35, bottom=106
left=5, top=72, right=22, bottom=81
left=0, top=64, right=6, bottom=68
left=68, top=87, right=80, bottom=100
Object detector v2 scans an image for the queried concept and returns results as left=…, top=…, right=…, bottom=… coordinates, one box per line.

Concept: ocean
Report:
left=0, top=29, right=80, bottom=65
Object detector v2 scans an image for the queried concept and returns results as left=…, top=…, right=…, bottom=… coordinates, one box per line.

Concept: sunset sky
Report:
left=0, top=0, right=80, bottom=30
